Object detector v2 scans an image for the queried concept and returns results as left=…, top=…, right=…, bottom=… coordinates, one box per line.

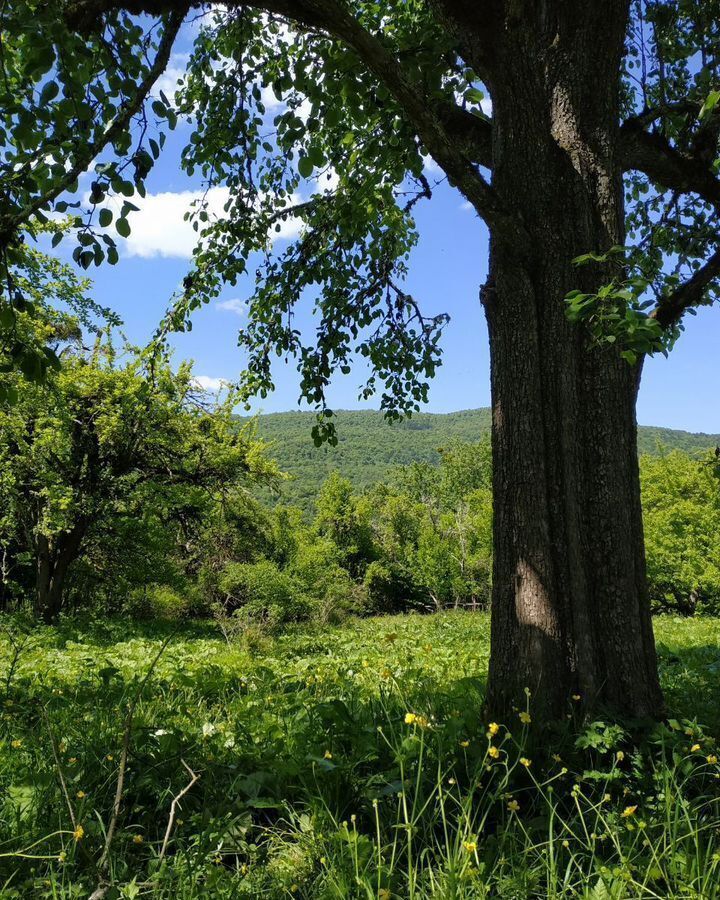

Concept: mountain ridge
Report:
left=245, top=408, right=720, bottom=510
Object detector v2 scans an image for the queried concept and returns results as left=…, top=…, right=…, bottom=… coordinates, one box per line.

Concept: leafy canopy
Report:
left=2, top=1, right=720, bottom=436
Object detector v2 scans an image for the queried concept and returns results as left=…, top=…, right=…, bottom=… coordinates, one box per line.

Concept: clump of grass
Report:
left=0, top=612, right=719, bottom=897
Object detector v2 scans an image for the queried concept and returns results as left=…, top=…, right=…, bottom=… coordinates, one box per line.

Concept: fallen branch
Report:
left=158, top=759, right=200, bottom=862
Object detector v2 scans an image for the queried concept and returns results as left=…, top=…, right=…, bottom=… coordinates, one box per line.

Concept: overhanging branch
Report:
left=651, top=246, right=720, bottom=328
left=1, top=10, right=185, bottom=249
left=65, top=0, right=519, bottom=240
left=620, top=119, right=720, bottom=209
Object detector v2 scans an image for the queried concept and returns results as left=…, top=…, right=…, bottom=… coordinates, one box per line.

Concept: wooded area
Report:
left=2, top=0, right=720, bottom=896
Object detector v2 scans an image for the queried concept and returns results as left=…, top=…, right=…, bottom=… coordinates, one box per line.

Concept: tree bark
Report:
left=35, top=524, right=86, bottom=624
left=481, top=3, right=664, bottom=720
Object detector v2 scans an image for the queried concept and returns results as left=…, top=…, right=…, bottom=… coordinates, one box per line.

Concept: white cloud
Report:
left=152, top=55, right=188, bottom=102
left=216, top=297, right=247, bottom=315
left=95, top=185, right=304, bottom=259
left=480, top=97, right=493, bottom=116
left=193, top=375, right=227, bottom=392
left=461, top=200, right=474, bottom=212
left=260, top=83, right=285, bottom=113
left=107, top=186, right=230, bottom=258
left=422, top=154, right=443, bottom=175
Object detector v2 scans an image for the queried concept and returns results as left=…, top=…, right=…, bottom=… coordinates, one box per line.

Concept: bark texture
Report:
left=35, top=523, right=86, bottom=623
left=477, top=2, right=663, bottom=719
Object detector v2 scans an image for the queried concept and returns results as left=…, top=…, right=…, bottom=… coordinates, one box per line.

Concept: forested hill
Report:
left=247, top=408, right=720, bottom=511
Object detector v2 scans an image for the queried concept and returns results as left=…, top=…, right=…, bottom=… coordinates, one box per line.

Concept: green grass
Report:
left=1, top=612, right=720, bottom=898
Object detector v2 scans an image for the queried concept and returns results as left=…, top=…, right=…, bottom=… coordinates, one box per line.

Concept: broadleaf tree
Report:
left=4, top=0, right=720, bottom=718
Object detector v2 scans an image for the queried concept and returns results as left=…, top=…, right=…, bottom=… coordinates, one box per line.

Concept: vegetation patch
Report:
left=1, top=612, right=719, bottom=898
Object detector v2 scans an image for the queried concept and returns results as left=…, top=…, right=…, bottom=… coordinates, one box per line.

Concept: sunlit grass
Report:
left=1, top=612, right=719, bottom=897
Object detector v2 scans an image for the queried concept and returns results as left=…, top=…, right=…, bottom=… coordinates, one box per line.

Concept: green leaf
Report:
left=298, top=156, right=314, bottom=178
left=699, top=90, right=720, bottom=121
left=116, top=217, right=131, bottom=238
left=98, top=208, right=113, bottom=228
left=39, top=80, right=59, bottom=104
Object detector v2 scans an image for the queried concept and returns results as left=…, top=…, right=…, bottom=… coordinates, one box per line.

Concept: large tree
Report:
left=3, top=0, right=720, bottom=718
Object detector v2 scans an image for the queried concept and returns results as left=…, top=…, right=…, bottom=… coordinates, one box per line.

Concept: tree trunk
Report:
left=35, top=524, right=86, bottom=624
left=481, top=4, right=663, bottom=720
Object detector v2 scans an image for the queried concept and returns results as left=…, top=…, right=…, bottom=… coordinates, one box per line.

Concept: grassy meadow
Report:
left=1, top=612, right=720, bottom=898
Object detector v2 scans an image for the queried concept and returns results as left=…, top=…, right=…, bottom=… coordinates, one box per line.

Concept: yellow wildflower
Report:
left=405, top=713, right=417, bottom=725
left=691, top=743, right=701, bottom=752
left=324, top=750, right=333, bottom=760
left=488, top=722, right=500, bottom=736
left=519, top=711, right=531, bottom=725
left=562, top=840, right=569, bottom=848
left=552, top=753, right=562, bottom=763
left=133, top=834, right=143, bottom=844
left=68, top=757, right=77, bottom=765
left=520, top=757, right=531, bottom=768
left=76, top=790, right=86, bottom=799
left=10, top=739, right=22, bottom=749
left=572, top=694, right=581, bottom=701
left=507, top=799, right=520, bottom=812
left=621, top=805, right=637, bottom=818
left=707, top=755, right=718, bottom=764
left=463, top=840, right=477, bottom=852
left=488, top=745, right=500, bottom=759
left=106, top=754, right=114, bottom=761
left=378, top=890, right=391, bottom=900
left=73, top=824, right=84, bottom=842
left=615, top=751, right=624, bottom=762
left=460, top=740, right=470, bottom=748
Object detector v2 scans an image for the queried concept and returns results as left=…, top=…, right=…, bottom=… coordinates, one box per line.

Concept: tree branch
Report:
left=620, top=120, right=720, bottom=209
left=65, top=0, right=522, bottom=241
left=651, top=246, right=720, bottom=328
left=0, top=9, right=185, bottom=249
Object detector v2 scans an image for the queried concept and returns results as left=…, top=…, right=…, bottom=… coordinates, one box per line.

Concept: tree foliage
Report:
left=1, top=0, right=708, bottom=436
left=0, top=313, right=278, bottom=620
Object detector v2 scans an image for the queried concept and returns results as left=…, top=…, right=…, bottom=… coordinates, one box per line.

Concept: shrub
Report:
left=363, top=560, right=421, bottom=614
left=126, top=584, right=190, bottom=620
left=218, top=560, right=313, bottom=630
left=641, top=451, right=720, bottom=615
left=288, top=538, right=359, bottom=622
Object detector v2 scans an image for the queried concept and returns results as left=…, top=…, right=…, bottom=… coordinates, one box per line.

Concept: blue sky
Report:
left=54, top=25, right=720, bottom=436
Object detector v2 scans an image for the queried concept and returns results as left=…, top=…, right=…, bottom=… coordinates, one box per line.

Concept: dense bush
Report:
left=642, top=451, right=720, bottom=614
left=218, top=559, right=313, bottom=631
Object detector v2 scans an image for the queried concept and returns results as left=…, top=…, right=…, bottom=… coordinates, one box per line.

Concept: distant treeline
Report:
left=2, top=331, right=719, bottom=626
left=247, top=408, right=720, bottom=512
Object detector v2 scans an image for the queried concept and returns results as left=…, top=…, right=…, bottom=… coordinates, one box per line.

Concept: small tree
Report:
left=0, top=338, right=277, bottom=621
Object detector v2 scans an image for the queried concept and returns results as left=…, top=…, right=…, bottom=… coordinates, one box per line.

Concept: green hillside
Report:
left=248, top=408, right=720, bottom=511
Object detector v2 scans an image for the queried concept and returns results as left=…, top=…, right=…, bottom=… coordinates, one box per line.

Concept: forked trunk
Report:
left=481, top=4, right=663, bottom=719
left=35, top=525, right=85, bottom=624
